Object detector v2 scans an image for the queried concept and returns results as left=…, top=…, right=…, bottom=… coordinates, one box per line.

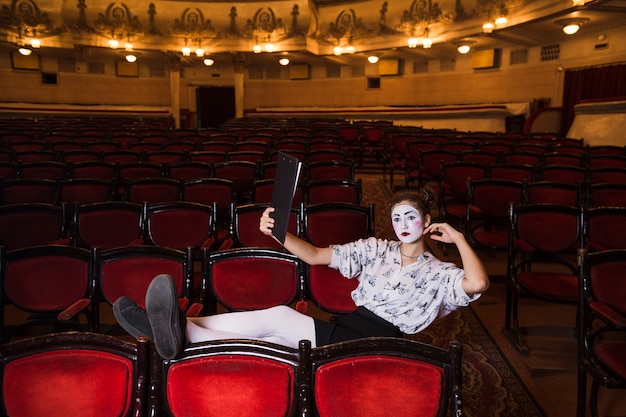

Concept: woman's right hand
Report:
left=259, top=207, right=275, bottom=236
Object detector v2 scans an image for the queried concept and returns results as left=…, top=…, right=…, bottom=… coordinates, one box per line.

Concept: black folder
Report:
left=270, top=152, right=302, bottom=244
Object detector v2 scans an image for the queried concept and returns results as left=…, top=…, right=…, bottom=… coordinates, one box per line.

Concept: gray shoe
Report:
left=145, top=274, right=185, bottom=359
left=112, top=296, right=154, bottom=340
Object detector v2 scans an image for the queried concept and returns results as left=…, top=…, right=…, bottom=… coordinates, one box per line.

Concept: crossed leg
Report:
left=186, top=305, right=318, bottom=349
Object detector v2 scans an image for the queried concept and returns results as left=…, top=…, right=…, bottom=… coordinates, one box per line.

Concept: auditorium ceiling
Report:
left=0, top=0, right=625, bottom=69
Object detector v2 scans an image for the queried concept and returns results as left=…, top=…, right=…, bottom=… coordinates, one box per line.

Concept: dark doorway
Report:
left=196, top=86, right=236, bottom=128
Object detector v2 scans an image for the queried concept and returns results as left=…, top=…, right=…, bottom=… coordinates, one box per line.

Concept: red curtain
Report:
left=561, top=63, right=626, bottom=134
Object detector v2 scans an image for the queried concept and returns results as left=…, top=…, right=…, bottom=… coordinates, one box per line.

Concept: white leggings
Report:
left=186, top=305, right=318, bottom=349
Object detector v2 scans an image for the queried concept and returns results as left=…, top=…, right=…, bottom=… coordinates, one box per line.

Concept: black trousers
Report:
left=313, top=306, right=403, bottom=346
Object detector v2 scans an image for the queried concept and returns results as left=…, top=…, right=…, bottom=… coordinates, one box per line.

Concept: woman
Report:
left=114, top=188, right=489, bottom=359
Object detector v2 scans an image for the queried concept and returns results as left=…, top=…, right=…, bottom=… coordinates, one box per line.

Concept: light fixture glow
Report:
left=333, top=46, right=343, bottom=55
left=125, top=42, right=133, bottom=51
left=457, top=44, right=471, bottom=54
left=125, top=54, right=137, bottom=63
left=30, top=38, right=41, bottom=48
left=181, top=46, right=191, bottom=56
left=195, top=48, right=205, bottom=57
left=572, top=0, right=585, bottom=5
left=109, top=39, right=119, bottom=49
left=482, top=22, right=494, bottom=33
left=563, top=22, right=581, bottom=35
left=253, top=44, right=262, bottom=53
left=367, top=55, right=379, bottom=64
left=203, top=58, right=215, bottom=66
left=422, top=38, right=432, bottom=49
left=495, top=16, right=508, bottom=27
left=264, top=43, right=275, bottom=52
left=18, top=47, right=32, bottom=56
left=556, top=18, right=589, bottom=35
left=278, top=57, right=290, bottom=66
left=345, top=45, right=355, bottom=54
left=407, top=37, right=418, bottom=48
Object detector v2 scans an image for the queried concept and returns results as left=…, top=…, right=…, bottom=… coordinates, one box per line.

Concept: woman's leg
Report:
left=186, top=305, right=317, bottom=348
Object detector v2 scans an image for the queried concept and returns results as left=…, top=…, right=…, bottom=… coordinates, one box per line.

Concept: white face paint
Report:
left=391, top=204, right=424, bottom=244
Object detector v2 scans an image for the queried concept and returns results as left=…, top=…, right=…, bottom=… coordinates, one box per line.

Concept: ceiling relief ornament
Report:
left=323, top=9, right=371, bottom=46
left=0, top=0, right=60, bottom=39
left=93, top=2, right=143, bottom=39
left=398, top=0, right=452, bottom=39
left=170, top=7, right=216, bottom=39
left=240, top=7, right=287, bottom=42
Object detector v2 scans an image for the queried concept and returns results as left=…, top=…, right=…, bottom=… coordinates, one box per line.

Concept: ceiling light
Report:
left=407, top=37, right=418, bottom=48
left=556, top=18, right=589, bottom=35
left=195, top=48, right=205, bottom=57
left=125, top=42, right=133, bottom=51
left=495, top=16, right=508, bottom=27
left=278, top=57, right=290, bottom=66
left=333, top=46, right=343, bottom=56
left=181, top=46, right=191, bottom=56
left=572, top=0, right=586, bottom=5
left=482, top=22, right=494, bottom=33
left=203, top=58, right=214, bottom=66
left=252, top=44, right=262, bottom=53
left=264, top=43, right=275, bottom=52
left=30, top=38, right=41, bottom=48
left=422, top=38, right=432, bottom=49
left=345, top=46, right=355, bottom=54
left=18, top=47, right=32, bottom=56
left=367, top=55, right=379, bottom=64
left=109, top=39, right=119, bottom=49
left=125, top=54, right=137, bottom=63
left=457, top=44, right=471, bottom=54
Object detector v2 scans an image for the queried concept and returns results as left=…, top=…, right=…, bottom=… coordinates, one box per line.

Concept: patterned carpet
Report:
left=359, top=175, right=547, bottom=417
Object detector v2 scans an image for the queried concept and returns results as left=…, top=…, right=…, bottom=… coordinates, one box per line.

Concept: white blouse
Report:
left=329, top=237, right=480, bottom=334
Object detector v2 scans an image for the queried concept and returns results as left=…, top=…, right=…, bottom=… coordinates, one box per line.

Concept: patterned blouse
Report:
left=329, top=237, right=481, bottom=334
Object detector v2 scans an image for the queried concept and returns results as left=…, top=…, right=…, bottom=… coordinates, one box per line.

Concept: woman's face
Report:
left=391, top=203, right=424, bottom=244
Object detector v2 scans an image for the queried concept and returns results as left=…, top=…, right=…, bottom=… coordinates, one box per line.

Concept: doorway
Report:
left=196, top=86, right=236, bottom=128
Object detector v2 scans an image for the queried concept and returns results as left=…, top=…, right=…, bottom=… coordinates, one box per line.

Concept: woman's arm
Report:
left=260, top=207, right=333, bottom=266
left=425, top=223, right=490, bottom=295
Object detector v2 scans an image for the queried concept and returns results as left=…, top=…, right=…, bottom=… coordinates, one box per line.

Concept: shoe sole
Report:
left=146, top=274, right=183, bottom=359
left=112, top=298, right=153, bottom=340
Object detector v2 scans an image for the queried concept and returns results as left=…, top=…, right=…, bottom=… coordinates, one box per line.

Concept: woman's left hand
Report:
left=424, top=222, right=463, bottom=245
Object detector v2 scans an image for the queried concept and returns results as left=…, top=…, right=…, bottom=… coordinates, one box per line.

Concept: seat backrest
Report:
left=125, top=177, right=181, bottom=204
left=510, top=203, right=584, bottom=254
left=0, top=332, right=149, bottom=417
left=311, top=337, right=463, bottom=417
left=307, top=161, right=354, bottom=181
left=59, top=178, right=116, bottom=207
left=231, top=203, right=300, bottom=249
left=0, top=203, right=66, bottom=250
left=19, top=161, right=68, bottom=180
left=0, top=245, right=93, bottom=340
left=1, top=178, right=59, bottom=205
left=251, top=179, right=305, bottom=205
left=307, top=179, right=362, bottom=205
left=162, top=339, right=307, bottom=417
left=72, top=201, right=144, bottom=249
left=94, top=245, right=193, bottom=309
left=418, top=149, right=459, bottom=181
left=213, top=161, right=259, bottom=199
left=489, top=163, right=535, bottom=182
left=540, top=164, right=587, bottom=185
left=167, top=161, right=213, bottom=181
left=523, top=180, right=582, bottom=206
left=469, top=179, right=523, bottom=219
left=589, top=182, right=626, bottom=208
left=145, top=201, right=217, bottom=250
left=303, top=202, right=375, bottom=247
left=182, top=178, right=236, bottom=224
left=69, top=161, right=117, bottom=180
left=585, top=207, right=626, bottom=251
left=203, top=247, right=303, bottom=311
left=588, top=167, right=626, bottom=184
left=440, top=161, right=488, bottom=197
